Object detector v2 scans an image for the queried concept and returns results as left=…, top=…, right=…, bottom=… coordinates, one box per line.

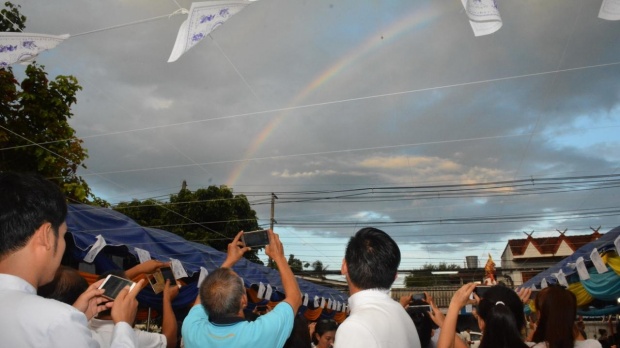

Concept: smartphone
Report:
left=160, top=267, right=177, bottom=286
left=529, top=289, right=540, bottom=300
left=407, top=304, right=432, bottom=313
left=242, top=229, right=270, bottom=248
left=98, top=274, right=136, bottom=300
left=412, top=293, right=426, bottom=301
left=474, top=285, right=491, bottom=297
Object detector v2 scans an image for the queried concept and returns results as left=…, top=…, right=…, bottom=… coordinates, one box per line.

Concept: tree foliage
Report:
left=0, top=2, right=94, bottom=203
left=115, top=185, right=263, bottom=264
left=404, top=262, right=461, bottom=287
left=287, top=254, right=303, bottom=272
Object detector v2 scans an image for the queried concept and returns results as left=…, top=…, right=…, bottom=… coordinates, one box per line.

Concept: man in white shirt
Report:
left=334, top=227, right=421, bottom=348
left=0, top=172, right=142, bottom=347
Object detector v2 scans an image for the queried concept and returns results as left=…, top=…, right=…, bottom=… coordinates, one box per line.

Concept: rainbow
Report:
left=225, top=4, right=440, bottom=186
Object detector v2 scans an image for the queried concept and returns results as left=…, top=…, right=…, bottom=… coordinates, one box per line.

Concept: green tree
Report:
left=0, top=2, right=94, bottom=203
left=404, top=262, right=461, bottom=287
left=115, top=185, right=263, bottom=264
left=311, top=260, right=327, bottom=280
left=287, top=254, right=303, bottom=272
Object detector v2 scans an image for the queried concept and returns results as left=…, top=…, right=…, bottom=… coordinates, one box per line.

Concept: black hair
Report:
left=477, top=285, right=528, bottom=348
left=284, top=314, right=312, bottom=348
left=0, top=172, right=67, bottom=258
left=344, top=227, right=400, bottom=289
left=38, top=265, right=88, bottom=305
left=312, top=318, right=338, bottom=345
left=406, top=300, right=433, bottom=348
left=200, top=267, right=246, bottom=321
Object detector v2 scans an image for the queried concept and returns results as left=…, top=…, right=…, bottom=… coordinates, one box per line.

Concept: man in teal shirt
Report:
left=182, top=230, right=301, bottom=348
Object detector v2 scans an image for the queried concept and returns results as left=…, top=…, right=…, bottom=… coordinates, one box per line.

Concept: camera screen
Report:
left=474, top=285, right=491, bottom=297
left=412, top=293, right=426, bottom=301
left=242, top=230, right=270, bottom=248
left=407, top=304, right=432, bottom=313
left=160, top=267, right=177, bottom=286
left=99, top=275, right=135, bottom=300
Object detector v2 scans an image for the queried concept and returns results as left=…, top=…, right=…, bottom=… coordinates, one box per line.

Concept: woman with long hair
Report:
left=529, top=285, right=601, bottom=348
left=437, top=283, right=529, bottom=348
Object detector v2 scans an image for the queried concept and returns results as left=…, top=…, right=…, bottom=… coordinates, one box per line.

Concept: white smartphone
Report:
left=98, top=274, right=136, bottom=300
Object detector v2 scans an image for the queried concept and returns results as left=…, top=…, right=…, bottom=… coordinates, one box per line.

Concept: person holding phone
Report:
left=0, top=172, right=142, bottom=348
left=182, top=229, right=302, bottom=348
left=90, top=269, right=179, bottom=348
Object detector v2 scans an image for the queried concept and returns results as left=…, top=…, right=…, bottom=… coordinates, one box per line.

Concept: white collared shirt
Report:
left=0, top=273, right=136, bottom=348
left=334, top=288, right=421, bottom=348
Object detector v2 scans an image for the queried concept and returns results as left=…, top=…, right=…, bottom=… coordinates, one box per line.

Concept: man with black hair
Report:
left=334, top=227, right=421, bottom=348
left=182, top=229, right=301, bottom=348
left=0, top=172, right=142, bottom=347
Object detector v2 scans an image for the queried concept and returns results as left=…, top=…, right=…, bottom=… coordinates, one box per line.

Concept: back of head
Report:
left=0, top=172, right=67, bottom=258
left=200, top=267, right=246, bottom=321
left=477, top=285, right=528, bottom=348
left=38, top=265, right=88, bottom=304
left=406, top=301, right=433, bottom=348
left=284, top=314, right=312, bottom=348
left=344, top=227, right=400, bottom=289
left=532, top=285, right=576, bottom=348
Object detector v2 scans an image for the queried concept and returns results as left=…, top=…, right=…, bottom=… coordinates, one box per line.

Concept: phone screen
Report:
left=474, top=285, right=491, bottom=297
left=160, top=267, right=177, bottom=286
left=242, top=230, right=270, bottom=248
left=99, top=274, right=135, bottom=300
left=412, top=293, right=426, bottom=301
left=407, top=304, right=432, bottom=313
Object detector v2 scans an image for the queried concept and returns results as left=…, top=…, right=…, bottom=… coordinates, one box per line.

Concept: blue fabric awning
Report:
left=65, top=204, right=347, bottom=309
left=522, top=225, right=620, bottom=289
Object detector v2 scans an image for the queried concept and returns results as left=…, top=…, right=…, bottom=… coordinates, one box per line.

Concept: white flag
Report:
left=197, top=267, right=209, bottom=288
left=0, top=33, right=69, bottom=68
left=168, top=1, right=252, bottom=62
left=590, top=248, right=608, bottom=274
left=170, top=258, right=188, bottom=279
left=135, top=247, right=151, bottom=263
left=576, top=256, right=590, bottom=281
left=599, top=0, right=620, bottom=20
left=84, top=235, right=106, bottom=263
left=555, top=270, right=568, bottom=287
left=258, top=282, right=266, bottom=298
left=460, top=0, right=502, bottom=37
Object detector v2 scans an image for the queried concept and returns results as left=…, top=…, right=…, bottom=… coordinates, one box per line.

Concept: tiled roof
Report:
left=507, top=232, right=601, bottom=256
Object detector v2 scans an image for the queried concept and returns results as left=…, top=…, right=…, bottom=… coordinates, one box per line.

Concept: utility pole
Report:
left=270, top=192, right=278, bottom=231
left=268, top=192, right=278, bottom=268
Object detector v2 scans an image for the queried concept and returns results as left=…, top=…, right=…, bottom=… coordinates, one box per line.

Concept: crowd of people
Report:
left=0, top=171, right=616, bottom=348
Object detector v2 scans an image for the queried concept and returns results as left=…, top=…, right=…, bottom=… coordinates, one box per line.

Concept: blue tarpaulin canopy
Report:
left=65, top=204, right=348, bottom=310
left=522, top=225, right=620, bottom=316
left=522, top=225, right=620, bottom=289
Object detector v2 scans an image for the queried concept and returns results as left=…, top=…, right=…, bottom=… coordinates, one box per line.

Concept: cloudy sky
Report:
left=11, top=0, right=620, bottom=284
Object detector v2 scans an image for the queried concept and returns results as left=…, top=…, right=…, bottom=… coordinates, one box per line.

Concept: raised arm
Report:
left=162, top=280, right=179, bottom=348
left=437, top=283, right=477, bottom=348
left=193, top=231, right=250, bottom=306
left=265, top=229, right=302, bottom=313
left=125, top=260, right=169, bottom=280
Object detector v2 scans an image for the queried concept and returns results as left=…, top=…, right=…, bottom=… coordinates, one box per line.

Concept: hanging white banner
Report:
left=599, top=0, right=620, bottom=20
left=0, top=32, right=69, bottom=68
left=460, top=0, right=503, bottom=37
left=168, top=1, right=252, bottom=62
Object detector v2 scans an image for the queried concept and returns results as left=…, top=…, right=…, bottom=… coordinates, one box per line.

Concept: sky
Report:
left=9, top=0, right=620, bottom=286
